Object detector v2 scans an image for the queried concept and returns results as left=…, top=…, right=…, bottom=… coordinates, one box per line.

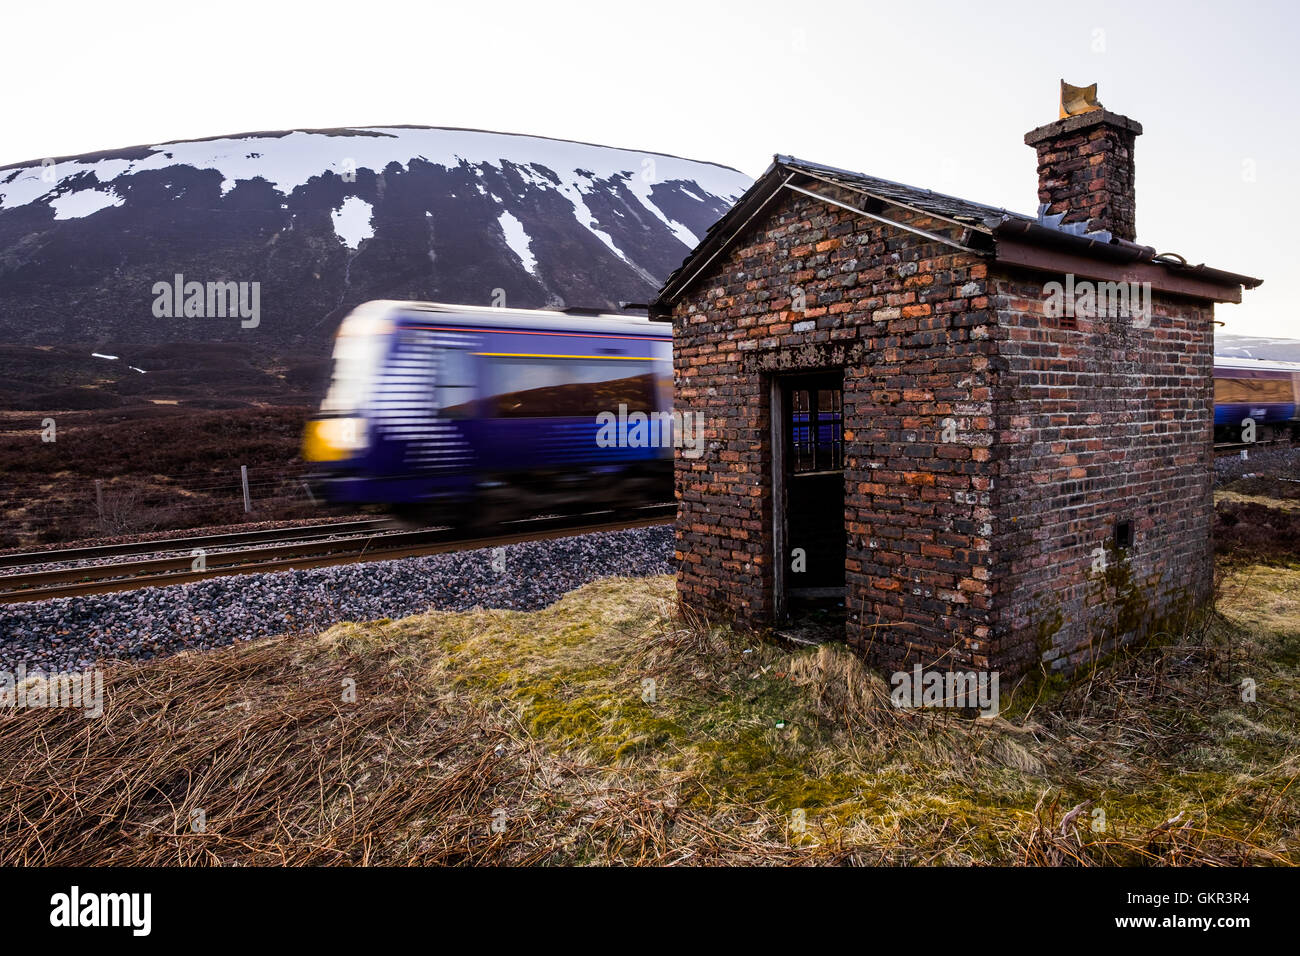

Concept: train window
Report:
left=1214, top=375, right=1292, bottom=405
left=482, top=357, right=656, bottom=419
left=439, top=348, right=475, bottom=386
left=435, top=349, right=476, bottom=419
left=321, top=322, right=392, bottom=414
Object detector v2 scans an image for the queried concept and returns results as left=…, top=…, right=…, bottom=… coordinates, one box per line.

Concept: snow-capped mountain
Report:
left=1216, top=334, right=1300, bottom=363
left=0, top=126, right=751, bottom=350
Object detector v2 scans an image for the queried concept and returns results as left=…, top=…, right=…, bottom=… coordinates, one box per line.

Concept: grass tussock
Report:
left=2, top=566, right=1297, bottom=866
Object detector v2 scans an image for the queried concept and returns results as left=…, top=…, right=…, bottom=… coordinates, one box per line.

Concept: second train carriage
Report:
left=1213, top=356, right=1300, bottom=444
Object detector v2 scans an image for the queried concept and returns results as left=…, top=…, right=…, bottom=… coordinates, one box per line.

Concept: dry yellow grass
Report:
left=1, top=563, right=1296, bottom=865
left=1215, top=489, right=1300, bottom=513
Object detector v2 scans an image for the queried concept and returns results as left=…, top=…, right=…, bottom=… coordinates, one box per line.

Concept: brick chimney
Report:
left=1024, top=83, right=1143, bottom=241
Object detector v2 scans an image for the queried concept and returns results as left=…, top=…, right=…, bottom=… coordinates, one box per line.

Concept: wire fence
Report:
left=0, top=466, right=316, bottom=543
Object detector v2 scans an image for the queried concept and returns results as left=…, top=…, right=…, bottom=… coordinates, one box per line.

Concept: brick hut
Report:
left=649, top=84, right=1261, bottom=680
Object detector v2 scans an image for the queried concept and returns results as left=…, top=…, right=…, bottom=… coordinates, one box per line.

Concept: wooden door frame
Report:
left=771, top=369, right=848, bottom=624
left=770, top=376, right=788, bottom=623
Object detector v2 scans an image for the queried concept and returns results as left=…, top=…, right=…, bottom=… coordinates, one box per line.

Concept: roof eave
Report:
left=991, top=218, right=1262, bottom=302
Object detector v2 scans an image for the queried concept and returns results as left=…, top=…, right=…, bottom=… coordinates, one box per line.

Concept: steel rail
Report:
left=0, top=518, right=392, bottom=570
left=0, top=506, right=675, bottom=604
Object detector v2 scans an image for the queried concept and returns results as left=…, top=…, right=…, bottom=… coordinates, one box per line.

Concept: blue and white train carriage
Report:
left=303, top=301, right=675, bottom=525
left=1213, top=356, right=1300, bottom=444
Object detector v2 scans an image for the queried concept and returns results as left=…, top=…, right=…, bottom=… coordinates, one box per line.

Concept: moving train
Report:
left=302, top=300, right=674, bottom=525
left=1213, top=356, right=1300, bottom=444
left=303, top=301, right=1300, bottom=519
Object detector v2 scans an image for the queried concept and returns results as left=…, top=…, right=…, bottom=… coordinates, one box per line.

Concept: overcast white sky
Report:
left=2, top=0, right=1294, bottom=337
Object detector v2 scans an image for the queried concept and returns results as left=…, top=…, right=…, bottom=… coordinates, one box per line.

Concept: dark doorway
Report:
left=772, top=371, right=846, bottom=635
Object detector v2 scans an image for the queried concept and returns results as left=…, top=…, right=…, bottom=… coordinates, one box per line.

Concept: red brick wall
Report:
left=671, top=185, right=1215, bottom=680
left=672, top=186, right=999, bottom=671
left=988, top=271, right=1215, bottom=675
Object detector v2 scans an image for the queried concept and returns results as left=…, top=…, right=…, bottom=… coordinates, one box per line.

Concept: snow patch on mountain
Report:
left=555, top=175, right=632, bottom=265
left=0, top=167, right=58, bottom=209
left=331, top=196, right=374, bottom=250
left=0, top=126, right=750, bottom=221
left=624, top=171, right=700, bottom=247
left=49, top=188, right=123, bottom=220
left=498, top=210, right=537, bottom=275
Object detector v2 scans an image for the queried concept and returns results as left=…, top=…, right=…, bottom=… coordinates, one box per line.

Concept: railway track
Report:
left=1215, top=437, right=1294, bottom=457
left=0, top=518, right=394, bottom=571
left=0, top=506, right=674, bottom=604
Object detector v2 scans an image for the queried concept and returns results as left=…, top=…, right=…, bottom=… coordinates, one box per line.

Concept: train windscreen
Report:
left=479, top=357, right=657, bottom=419
left=320, top=312, right=394, bottom=415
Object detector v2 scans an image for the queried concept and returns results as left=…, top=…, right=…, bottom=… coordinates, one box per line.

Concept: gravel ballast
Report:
left=0, top=525, right=675, bottom=673
left=1214, top=444, right=1300, bottom=484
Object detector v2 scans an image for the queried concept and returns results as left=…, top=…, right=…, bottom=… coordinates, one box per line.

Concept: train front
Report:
left=301, top=303, right=395, bottom=505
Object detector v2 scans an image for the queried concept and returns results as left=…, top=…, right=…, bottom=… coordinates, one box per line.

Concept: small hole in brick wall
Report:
left=1114, top=519, right=1135, bottom=551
